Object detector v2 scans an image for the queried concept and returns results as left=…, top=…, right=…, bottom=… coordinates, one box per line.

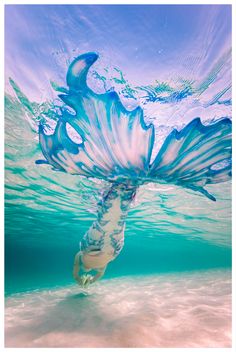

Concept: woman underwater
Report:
left=37, top=52, right=232, bottom=288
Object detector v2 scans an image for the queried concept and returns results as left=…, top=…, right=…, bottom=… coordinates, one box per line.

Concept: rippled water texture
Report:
left=5, top=4, right=232, bottom=348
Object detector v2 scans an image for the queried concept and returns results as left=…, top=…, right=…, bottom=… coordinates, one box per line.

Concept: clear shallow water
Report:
left=5, top=4, right=231, bottom=348
left=5, top=270, right=231, bottom=348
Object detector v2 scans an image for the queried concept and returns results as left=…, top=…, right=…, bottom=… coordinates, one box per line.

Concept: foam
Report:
left=5, top=269, right=231, bottom=347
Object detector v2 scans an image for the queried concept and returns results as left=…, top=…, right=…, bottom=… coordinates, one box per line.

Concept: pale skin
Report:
left=73, top=250, right=114, bottom=287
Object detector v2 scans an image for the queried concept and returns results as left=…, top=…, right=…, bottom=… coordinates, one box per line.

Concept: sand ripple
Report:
left=5, top=269, right=231, bottom=347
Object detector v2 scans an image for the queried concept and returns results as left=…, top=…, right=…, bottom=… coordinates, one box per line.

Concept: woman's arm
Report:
left=73, top=251, right=82, bottom=284
left=73, top=251, right=106, bottom=286
left=89, top=267, right=106, bottom=284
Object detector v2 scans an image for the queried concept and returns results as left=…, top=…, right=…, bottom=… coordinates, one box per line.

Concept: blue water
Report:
left=5, top=4, right=232, bottom=348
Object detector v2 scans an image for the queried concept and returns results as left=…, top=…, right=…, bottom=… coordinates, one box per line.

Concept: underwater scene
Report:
left=5, top=4, right=232, bottom=348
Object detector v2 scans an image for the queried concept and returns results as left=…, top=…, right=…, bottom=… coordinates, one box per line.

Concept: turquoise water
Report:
left=5, top=4, right=231, bottom=348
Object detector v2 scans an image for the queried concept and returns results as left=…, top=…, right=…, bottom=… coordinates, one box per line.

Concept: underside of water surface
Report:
left=4, top=4, right=232, bottom=349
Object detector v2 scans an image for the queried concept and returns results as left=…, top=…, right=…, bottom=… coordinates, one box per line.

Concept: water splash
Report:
left=33, top=53, right=231, bottom=202
left=6, top=51, right=232, bottom=251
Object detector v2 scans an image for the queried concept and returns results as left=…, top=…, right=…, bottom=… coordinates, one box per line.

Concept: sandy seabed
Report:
left=5, top=269, right=231, bottom=348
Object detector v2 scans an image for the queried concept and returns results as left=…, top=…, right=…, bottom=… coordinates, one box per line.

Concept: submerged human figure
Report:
left=73, top=182, right=136, bottom=286
left=37, top=52, right=232, bottom=287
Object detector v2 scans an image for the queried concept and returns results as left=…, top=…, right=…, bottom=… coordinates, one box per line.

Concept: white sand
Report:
left=5, top=269, right=231, bottom=348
